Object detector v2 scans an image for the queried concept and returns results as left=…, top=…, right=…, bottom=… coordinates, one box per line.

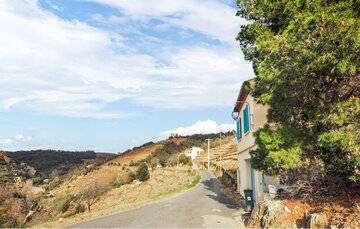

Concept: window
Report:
left=243, top=104, right=250, bottom=133
left=236, top=118, right=242, bottom=140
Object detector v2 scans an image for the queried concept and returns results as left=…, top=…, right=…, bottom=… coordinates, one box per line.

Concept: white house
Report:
left=185, top=147, right=204, bottom=160
left=232, top=78, right=278, bottom=203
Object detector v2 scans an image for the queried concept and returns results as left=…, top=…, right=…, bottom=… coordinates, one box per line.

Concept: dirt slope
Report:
left=110, top=137, right=187, bottom=164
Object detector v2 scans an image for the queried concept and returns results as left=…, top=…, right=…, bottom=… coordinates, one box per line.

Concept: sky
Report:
left=0, top=0, right=253, bottom=153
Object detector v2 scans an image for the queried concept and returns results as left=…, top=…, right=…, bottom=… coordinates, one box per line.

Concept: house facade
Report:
left=232, top=79, right=278, bottom=203
left=185, top=147, right=204, bottom=160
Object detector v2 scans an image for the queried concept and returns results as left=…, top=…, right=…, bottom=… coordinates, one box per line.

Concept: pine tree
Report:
left=236, top=0, right=360, bottom=183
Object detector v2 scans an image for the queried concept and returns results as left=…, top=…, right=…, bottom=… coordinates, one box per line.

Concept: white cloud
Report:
left=137, top=47, right=252, bottom=109
left=0, top=134, right=32, bottom=145
left=0, top=0, right=252, bottom=118
left=0, top=0, right=154, bottom=118
left=161, top=120, right=235, bottom=136
left=89, top=0, right=245, bottom=43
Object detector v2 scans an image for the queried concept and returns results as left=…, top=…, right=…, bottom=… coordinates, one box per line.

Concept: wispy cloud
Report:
left=0, top=0, right=252, bottom=119
left=88, top=0, right=246, bottom=43
left=0, top=0, right=153, bottom=118
left=0, top=134, right=32, bottom=146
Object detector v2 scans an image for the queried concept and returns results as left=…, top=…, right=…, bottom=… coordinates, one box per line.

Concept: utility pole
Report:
left=219, top=133, right=222, bottom=175
left=207, top=139, right=210, bottom=170
left=220, top=151, right=222, bottom=175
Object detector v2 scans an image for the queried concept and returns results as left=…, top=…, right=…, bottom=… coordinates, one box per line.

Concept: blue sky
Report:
left=0, top=0, right=253, bottom=153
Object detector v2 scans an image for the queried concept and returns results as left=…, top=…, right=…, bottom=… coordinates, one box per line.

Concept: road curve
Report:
left=71, top=171, right=244, bottom=228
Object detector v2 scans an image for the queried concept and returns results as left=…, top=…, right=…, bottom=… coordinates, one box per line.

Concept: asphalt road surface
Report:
left=71, top=171, right=245, bottom=228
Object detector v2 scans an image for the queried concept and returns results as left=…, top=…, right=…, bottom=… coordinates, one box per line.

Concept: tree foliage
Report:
left=179, top=154, right=193, bottom=166
left=136, top=163, right=150, bottom=182
left=236, top=0, right=360, bottom=182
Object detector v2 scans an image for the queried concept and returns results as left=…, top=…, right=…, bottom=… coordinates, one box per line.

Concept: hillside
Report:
left=38, top=135, right=213, bottom=198
left=0, top=150, right=115, bottom=187
left=0, top=132, right=231, bottom=227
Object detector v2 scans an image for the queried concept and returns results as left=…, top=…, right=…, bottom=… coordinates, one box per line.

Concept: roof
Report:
left=232, top=78, right=255, bottom=113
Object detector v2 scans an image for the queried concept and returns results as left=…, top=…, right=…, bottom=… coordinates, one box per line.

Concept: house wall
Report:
left=236, top=92, right=278, bottom=202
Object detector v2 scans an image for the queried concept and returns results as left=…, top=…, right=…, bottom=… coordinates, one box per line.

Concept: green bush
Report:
left=45, top=177, right=62, bottom=192
left=179, top=154, right=192, bottom=166
left=64, top=203, right=86, bottom=218
left=111, top=178, right=124, bottom=188
left=186, top=174, right=201, bottom=189
left=136, top=163, right=150, bottom=182
left=74, top=203, right=85, bottom=214
left=60, top=195, right=75, bottom=213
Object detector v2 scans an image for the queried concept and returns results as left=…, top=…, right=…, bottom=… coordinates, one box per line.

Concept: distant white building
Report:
left=185, top=147, right=204, bottom=160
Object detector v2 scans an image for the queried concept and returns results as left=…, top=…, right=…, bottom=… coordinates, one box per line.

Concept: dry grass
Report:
left=196, top=135, right=238, bottom=172
left=33, top=166, right=197, bottom=228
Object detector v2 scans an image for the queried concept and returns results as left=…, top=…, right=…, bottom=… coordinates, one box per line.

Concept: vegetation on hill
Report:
left=141, top=132, right=233, bottom=168
left=0, top=149, right=115, bottom=227
left=236, top=0, right=360, bottom=184
left=119, top=141, right=155, bottom=155
left=0, top=132, right=228, bottom=227
left=136, top=163, right=150, bottom=182
left=5, top=150, right=114, bottom=181
left=7, top=150, right=94, bottom=176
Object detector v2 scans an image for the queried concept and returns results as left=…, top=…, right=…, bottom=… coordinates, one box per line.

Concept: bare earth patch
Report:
left=33, top=167, right=197, bottom=228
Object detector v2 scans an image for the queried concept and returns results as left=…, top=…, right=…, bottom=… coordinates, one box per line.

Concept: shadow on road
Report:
left=202, top=178, right=241, bottom=210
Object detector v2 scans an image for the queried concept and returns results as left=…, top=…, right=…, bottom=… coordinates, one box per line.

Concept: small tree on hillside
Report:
left=136, top=163, right=150, bottom=182
left=80, top=181, right=108, bottom=212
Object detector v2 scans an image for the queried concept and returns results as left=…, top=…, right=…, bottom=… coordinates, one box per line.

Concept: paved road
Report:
left=72, top=171, right=245, bottom=228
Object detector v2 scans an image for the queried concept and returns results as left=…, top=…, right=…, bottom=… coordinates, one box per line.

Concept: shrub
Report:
left=59, top=194, right=75, bottom=213
left=11, top=192, right=24, bottom=199
left=45, top=177, right=62, bottom=192
left=159, top=157, right=167, bottom=167
left=79, top=181, right=109, bottom=212
left=128, top=171, right=136, bottom=183
left=74, top=203, right=85, bottom=214
left=111, top=178, right=124, bottom=188
left=179, top=154, right=192, bottom=166
left=32, top=176, right=44, bottom=186
left=186, top=174, right=201, bottom=189
left=136, top=163, right=150, bottom=182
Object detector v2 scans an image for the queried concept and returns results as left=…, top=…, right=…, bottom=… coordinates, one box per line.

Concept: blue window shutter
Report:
left=236, top=119, right=242, bottom=140
left=243, top=105, right=250, bottom=133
